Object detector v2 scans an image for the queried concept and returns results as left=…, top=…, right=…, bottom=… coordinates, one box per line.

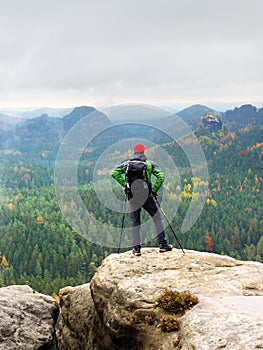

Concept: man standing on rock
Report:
left=111, top=143, right=173, bottom=256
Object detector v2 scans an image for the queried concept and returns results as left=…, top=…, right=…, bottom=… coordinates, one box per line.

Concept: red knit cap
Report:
left=134, top=143, right=146, bottom=153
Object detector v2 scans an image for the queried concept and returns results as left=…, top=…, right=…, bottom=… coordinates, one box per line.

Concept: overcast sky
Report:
left=0, top=0, right=262, bottom=111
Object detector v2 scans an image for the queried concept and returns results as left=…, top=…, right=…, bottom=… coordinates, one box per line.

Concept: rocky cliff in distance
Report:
left=0, top=285, right=59, bottom=350
left=57, top=249, right=263, bottom=350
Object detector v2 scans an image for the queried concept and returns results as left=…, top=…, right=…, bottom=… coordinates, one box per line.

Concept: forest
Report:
left=0, top=121, right=262, bottom=295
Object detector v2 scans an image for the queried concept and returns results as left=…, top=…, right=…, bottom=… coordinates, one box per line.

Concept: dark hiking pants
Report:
left=129, top=196, right=167, bottom=247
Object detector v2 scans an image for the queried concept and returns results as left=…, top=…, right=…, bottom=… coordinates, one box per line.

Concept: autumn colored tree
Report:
left=205, top=236, right=214, bottom=253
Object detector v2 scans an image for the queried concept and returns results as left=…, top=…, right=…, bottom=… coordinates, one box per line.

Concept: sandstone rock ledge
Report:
left=0, top=285, right=59, bottom=350
left=58, top=249, right=263, bottom=350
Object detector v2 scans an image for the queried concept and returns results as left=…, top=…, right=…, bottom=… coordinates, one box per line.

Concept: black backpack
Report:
left=125, top=160, right=148, bottom=185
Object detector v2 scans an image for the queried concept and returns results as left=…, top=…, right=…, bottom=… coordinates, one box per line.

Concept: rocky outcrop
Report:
left=202, top=112, right=222, bottom=131
left=0, top=285, right=59, bottom=350
left=58, top=249, right=263, bottom=350
left=57, top=283, right=111, bottom=350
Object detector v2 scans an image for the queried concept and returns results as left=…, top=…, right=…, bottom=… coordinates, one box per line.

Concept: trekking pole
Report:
left=118, top=192, right=128, bottom=254
left=154, top=196, right=185, bottom=254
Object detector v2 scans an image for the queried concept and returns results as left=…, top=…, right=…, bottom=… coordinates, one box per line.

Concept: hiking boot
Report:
left=159, top=244, right=173, bottom=253
left=132, top=245, right=141, bottom=256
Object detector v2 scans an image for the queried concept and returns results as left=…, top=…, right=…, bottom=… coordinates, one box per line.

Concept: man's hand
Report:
left=150, top=192, right=157, bottom=198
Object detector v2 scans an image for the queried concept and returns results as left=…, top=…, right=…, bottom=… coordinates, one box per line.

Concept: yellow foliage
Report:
left=181, top=190, right=191, bottom=199
left=206, top=198, right=217, bottom=207
left=1, top=255, right=9, bottom=269
left=210, top=199, right=217, bottom=207
left=36, top=215, right=45, bottom=224
left=7, top=202, right=15, bottom=211
left=15, top=193, right=24, bottom=202
left=226, top=132, right=236, bottom=139
left=191, top=177, right=209, bottom=188
left=52, top=293, right=60, bottom=306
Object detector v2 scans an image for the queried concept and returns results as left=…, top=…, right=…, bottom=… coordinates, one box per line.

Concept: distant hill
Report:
left=0, top=114, right=22, bottom=150
left=0, top=106, right=112, bottom=158
left=1, top=103, right=263, bottom=163
left=175, top=103, right=263, bottom=131
left=14, top=114, right=63, bottom=151
left=62, top=106, right=97, bottom=133
left=0, top=113, right=22, bottom=125
left=16, top=107, right=74, bottom=119
left=223, top=104, right=263, bottom=129
left=177, top=104, right=217, bottom=120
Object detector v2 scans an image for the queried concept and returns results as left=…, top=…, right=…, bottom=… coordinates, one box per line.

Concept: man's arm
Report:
left=111, top=162, right=127, bottom=187
left=151, top=162, right=165, bottom=194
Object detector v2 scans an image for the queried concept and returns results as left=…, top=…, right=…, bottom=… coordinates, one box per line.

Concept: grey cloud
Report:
left=0, top=0, right=262, bottom=107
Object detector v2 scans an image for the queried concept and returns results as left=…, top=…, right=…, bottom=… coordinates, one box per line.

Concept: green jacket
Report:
left=111, top=153, right=165, bottom=194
